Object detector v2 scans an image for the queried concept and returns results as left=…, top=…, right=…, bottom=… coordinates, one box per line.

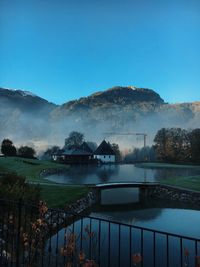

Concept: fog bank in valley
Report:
left=0, top=88, right=199, bottom=155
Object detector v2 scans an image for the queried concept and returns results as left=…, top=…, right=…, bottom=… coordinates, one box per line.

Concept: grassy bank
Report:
left=160, top=176, right=200, bottom=192
left=0, top=156, right=69, bottom=183
left=138, top=162, right=200, bottom=192
left=0, top=156, right=89, bottom=207
left=40, top=184, right=89, bottom=208
left=137, top=162, right=200, bottom=169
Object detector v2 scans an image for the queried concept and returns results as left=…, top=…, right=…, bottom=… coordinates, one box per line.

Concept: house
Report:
left=94, top=140, right=116, bottom=163
left=52, top=142, right=94, bottom=164
left=52, top=140, right=116, bottom=164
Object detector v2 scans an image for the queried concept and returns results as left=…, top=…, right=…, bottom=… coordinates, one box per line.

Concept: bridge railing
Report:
left=0, top=199, right=199, bottom=267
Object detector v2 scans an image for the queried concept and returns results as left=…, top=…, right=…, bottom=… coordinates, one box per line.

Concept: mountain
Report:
left=52, top=86, right=164, bottom=124
left=0, top=88, right=56, bottom=148
left=0, top=86, right=199, bottom=151
left=51, top=86, right=200, bottom=146
left=0, top=88, right=56, bottom=114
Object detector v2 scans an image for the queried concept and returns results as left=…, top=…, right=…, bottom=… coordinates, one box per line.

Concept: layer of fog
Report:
left=0, top=102, right=200, bottom=156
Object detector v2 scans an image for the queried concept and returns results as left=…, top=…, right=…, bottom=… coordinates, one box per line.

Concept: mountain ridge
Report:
left=0, top=86, right=199, bottom=151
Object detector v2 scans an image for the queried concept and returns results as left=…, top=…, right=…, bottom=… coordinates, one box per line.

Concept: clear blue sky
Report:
left=0, top=0, right=200, bottom=104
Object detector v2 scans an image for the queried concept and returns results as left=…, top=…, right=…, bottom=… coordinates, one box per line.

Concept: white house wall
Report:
left=52, top=155, right=57, bottom=161
left=95, top=155, right=115, bottom=163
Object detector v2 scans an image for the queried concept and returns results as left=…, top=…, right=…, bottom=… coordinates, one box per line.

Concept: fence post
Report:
left=16, top=199, right=22, bottom=267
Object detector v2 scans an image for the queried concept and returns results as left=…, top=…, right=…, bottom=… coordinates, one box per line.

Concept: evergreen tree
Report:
left=1, top=139, right=17, bottom=156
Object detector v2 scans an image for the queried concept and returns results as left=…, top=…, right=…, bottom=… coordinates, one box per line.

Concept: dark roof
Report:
left=62, top=148, right=92, bottom=156
left=94, top=140, right=115, bottom=155
left=55, top=143, right=93, bottom=156
left=57, top=142, right=93, bottom=156
left=80, top=142, right=93, bottom=153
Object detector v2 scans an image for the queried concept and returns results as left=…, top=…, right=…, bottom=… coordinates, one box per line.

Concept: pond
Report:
left=90, top=187, right=200, bottom=238
left=45, top=165, right=200, bottom=266
left=47, top=200, right=200, bottom=267
left=46, top=164, right=200, bottom=235
left=46, top=164, right=200, bottom=184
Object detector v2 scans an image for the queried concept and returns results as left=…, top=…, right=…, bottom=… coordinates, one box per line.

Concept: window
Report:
left=104, top=156, right=105, bottom=158
left=109, top=155, right=110, bottom=158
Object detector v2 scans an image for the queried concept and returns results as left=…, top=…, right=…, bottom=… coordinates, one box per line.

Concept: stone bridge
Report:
left=89, top=182, right=159, bottom=203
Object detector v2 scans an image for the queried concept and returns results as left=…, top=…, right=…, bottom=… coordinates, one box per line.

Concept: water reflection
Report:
left=90, top=188, right=200, bottom=235
left=48, top=206, right=200, bottom=267
left=46, top=164, right=200, bottom=185
left=90, top=206, right=200, bottom=237
left=96, top=165, right=119, bottom=183
left=101, top=188, right=140, bottom=205
left=46, top=164, right=200, bottom=266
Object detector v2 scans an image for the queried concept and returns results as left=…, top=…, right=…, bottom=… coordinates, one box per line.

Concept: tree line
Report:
left=1, top=139, right=36, bottom=159
left=1, top=128, right=200, bottom=164
left=154, top=128, right=200, bottom=163
left=124, top=146, right=155, bottom=163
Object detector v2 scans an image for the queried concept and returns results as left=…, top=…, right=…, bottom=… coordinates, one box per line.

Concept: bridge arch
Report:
left=89, top=182, right=159, bottom=204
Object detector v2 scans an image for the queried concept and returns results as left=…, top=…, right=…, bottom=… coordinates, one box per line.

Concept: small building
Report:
left=52, top=142, right=94, bottom=164
left=94, top=140, right=116, bottom=163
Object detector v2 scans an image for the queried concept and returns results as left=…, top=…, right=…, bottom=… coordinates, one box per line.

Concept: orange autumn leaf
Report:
left=132, top=253, right=142, bottom=265
left=184, top=248, right=189, bottom=257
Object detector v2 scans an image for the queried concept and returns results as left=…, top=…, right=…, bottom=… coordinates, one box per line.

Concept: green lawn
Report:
left=137, top=162, right=200, bottom=169
left=0, top=156, right=68, bottom=182
left=138, top=162, right=200, bottom=192
left=0, top=156, right=89, bottom=207
left=40, top=184, right=89, bottom=208
left=160, top=175, right=200, bottom=191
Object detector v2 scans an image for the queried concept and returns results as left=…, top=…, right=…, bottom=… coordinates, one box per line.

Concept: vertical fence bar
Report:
left=129, top=226, right=132, bottom=267
left=72, top=213, right=75, bottom=267
left=98, top=220, right=101, bottom=267
left=28, top=204, right=34, bottom=267
left=108, top=222, right=111, bottom=267
left=89, top=218, right=92, bottom=260
left=166, top=234, right=169, bottom=267
left=41, top=205, right=45, bottom=267
left=63, top=228, right=67, bottom=267
left=80, top=217, right=83, bottom=251
left=153, top=232, right=156, bottom=267
left=195, top=240, right=198, bottom=267
left=118, top=224, right=121, bottom=267
left=195, top=240, right=198, bottom=256
left=21, top=204, right=27, bottom=267
left=141, top=229, right=143, bottom=267
left=10, top=207, right=15, bottom=267
left=5, top=206, right=10, bottom=267
left=16, top=199, right=22, bottom=267
left=55, top=210, right=59, bottom=267
left=48, top=209, right=53, bottom=266
left=180, top=237, right=183, bottom=267
left=0, top=208, right=3, bottom=267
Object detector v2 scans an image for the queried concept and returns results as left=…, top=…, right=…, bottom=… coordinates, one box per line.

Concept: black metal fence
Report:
left=0, top=199, right=200, bottom=267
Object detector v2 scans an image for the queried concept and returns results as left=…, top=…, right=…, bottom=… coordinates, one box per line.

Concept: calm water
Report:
left=46, top=164, right=200, bottom=184
left=46, top=164, right=200, bottom=235
left=90, top=187, right=200, bottom=238
left=48, top=203, right=200, bottom=267
left=91, top=207, right=200, bottom=238
left=47, top=166, right=200, bottom=266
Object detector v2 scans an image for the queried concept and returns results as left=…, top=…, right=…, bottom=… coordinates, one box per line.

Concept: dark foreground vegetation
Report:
left=0, top=198, right=200, bottom=267
left=0, top=158, right=88, bottom=207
